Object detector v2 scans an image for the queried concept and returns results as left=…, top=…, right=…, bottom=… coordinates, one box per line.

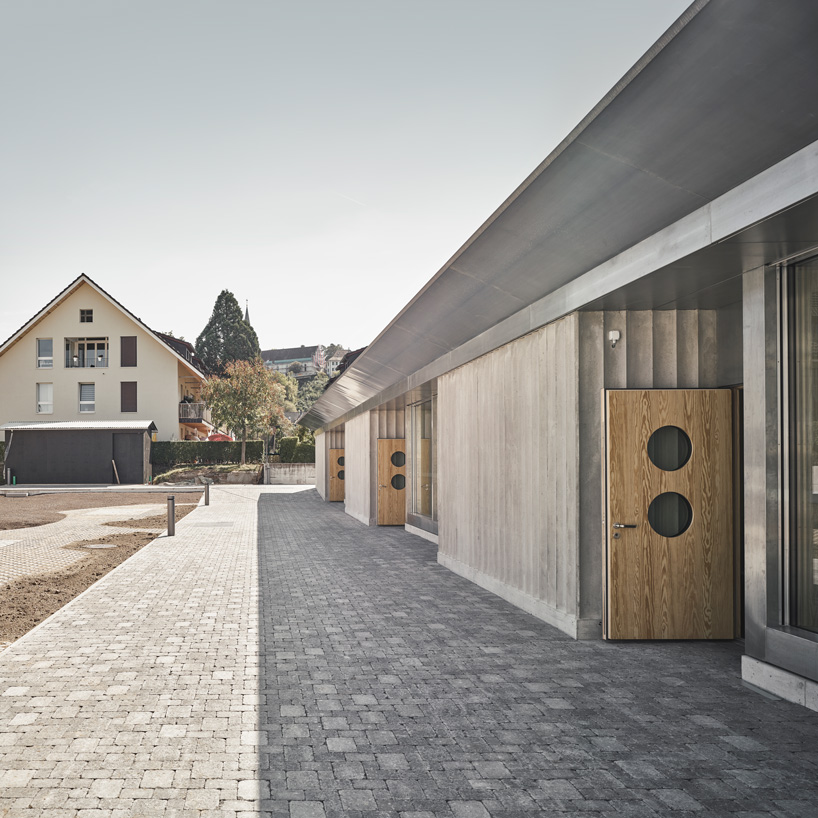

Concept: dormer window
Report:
left=80, top=309, right=93, bottom=323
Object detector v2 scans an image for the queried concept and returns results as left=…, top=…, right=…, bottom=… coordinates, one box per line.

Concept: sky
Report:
left=0, top=0, right=691, bottom=353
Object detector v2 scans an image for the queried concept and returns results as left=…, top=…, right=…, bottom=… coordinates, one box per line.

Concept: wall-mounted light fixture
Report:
left=608, top=330, right=621, bottom=349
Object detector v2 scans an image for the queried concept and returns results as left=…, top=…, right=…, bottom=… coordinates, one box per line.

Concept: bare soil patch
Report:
left=0, top=491, right=202, bottom=530
left=104, top=503, right=199, bottom=529
left=0, top=502, right=200, bottom=646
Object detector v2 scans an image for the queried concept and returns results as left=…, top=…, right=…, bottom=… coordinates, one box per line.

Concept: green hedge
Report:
left=150, top=440, right=264, bottom=468
left=293, top=442, right=315, bottom=463
left=278, top=437, right=298, bottom=463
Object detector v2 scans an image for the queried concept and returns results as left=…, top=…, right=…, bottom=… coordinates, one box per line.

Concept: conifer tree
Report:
left=195, top=290, right=260, bottom=374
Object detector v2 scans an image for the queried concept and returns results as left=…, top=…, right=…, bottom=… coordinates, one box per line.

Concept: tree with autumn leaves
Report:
left=202, top=358, right=288, bottom=465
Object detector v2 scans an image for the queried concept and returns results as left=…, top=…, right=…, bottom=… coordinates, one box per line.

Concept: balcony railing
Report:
left=65, top=356, right=108, bottom=368
left=179, top=402, right=212, bottom=425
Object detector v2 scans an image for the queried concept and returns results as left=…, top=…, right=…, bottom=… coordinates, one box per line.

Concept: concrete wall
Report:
left=315, top=431, right=327, bottom=499
left=344, top=411, right=373, bottom=526
left=437, top=314, right=584, bottom=636
left=0, top=281, right=195, bottom=441
left=264, top=463, right=316, bottom=485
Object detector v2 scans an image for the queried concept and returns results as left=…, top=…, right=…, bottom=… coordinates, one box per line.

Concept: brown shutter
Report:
left=121, top=382, right=137, bottom=413
left=121, top=336, right=137, bottom=367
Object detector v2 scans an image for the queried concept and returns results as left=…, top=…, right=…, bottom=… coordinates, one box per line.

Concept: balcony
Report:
left=179, top=402, right=212, bottom=425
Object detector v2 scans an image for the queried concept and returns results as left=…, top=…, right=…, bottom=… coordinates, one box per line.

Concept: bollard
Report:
left=204, top=482, right=210, bottom=506
left=167, top=495, right=175, bottom=536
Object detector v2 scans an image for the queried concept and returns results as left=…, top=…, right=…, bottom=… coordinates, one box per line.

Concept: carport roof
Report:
left=0, top=421, right=157, bottom=432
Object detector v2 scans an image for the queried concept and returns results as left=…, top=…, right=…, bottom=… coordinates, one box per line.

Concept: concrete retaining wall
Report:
left=264, top=463, right=316, bottom=485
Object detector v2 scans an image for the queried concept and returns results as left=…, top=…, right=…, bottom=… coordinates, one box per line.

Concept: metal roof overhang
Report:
left=303, top=0, right=818, bottom=431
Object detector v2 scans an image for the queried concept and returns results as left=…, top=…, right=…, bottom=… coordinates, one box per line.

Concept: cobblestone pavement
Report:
left=1, top=487, right=818, bottom=817
left=0, top=504, right=168, bottom=587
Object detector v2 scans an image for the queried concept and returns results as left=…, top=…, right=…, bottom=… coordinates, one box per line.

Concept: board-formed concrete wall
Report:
left=437, top=314, right=583, bottom=636
left=344, top=411, right=373, bottom=526
left=315, top=432, right=327, bottom=498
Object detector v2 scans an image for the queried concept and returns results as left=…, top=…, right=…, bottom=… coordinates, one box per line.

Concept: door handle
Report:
left=613, top=523, right=637, bottom=529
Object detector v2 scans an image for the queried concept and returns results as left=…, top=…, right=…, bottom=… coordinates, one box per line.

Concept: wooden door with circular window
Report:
left=329, top=449, right=345, bottom=502
left=605, top=389, right=733, bottom=639
left=377, top=439, right=406, bottom=526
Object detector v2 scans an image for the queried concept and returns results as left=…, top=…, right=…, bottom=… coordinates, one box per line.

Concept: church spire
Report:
left=244, top=300, right=250, bottom=324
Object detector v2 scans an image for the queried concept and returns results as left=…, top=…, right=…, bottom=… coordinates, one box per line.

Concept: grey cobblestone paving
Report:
left=255, top=491, right=818, bottom=818
left=0, top=486, right=817, bottom=816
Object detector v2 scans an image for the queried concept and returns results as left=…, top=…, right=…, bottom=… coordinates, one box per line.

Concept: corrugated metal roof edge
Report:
left=1, top=420, right=158, bottom=431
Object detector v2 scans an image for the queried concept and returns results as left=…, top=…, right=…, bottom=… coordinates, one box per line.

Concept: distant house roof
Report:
left=155, top=332, right=208, bottom=374
left=1, top=420, right=157, bottom=432
left=261, top=345, right=319, bottom=363
left=326, top=347, right=366, bottom=386
left=0, top=274, right=208, bottom=380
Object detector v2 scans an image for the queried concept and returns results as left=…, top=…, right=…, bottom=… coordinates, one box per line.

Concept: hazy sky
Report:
left=0, top=1, right=691, bottom=352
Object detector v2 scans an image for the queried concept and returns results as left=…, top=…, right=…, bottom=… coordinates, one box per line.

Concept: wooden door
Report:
left=377, top=439, right=406, bottom=525
left=605, top=389, right=733, bottom=639
left=329, top=449, right=345, bottom=502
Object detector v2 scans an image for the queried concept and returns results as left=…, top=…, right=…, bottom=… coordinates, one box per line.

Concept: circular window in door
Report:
left=391, top=451, right=406, bottom=467
left=391, top=474, right=406, bottom=490
left=648, top=492, right=693, bottom=538
left=338, top=456, right=345, bottom=466
left=338, top=470, right=345, bottom=480
left=647, top=426, right=692, bottom=471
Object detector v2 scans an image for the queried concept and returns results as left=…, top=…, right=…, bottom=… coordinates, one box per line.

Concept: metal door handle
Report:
left=613, top=523, right=637, bottom=529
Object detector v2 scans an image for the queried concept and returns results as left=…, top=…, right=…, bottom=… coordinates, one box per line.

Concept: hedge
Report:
left=278, top=437, right=298, bottom=463
left=151, top=440, right=264, bottom=468
left=293, top=442, right=315, bottom=463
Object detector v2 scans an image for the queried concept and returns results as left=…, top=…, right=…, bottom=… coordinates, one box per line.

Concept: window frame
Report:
left=79, top=382, right=95, bottom=413
left=36, top=338, right=53, bottom=369
left=80, top=309, right=93, bottom=323
left=36, top=382, right=53, bottom=414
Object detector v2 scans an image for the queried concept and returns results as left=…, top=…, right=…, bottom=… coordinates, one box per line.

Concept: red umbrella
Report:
left=207, top=432, right=233, bottom=441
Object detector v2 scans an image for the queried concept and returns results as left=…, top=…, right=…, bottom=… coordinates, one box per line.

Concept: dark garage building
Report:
left=2, top=420, right=156, bottom=485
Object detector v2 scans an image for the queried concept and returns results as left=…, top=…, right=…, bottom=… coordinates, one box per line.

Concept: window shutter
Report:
left=121, top=336, right=137, bottom=367
left=121, top=382, right=137, bottom=413
left=80, top=383, right=95, bottom=402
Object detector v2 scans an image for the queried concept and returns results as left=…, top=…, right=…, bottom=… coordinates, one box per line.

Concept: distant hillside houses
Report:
left=261, top=345, right=325, bottom=378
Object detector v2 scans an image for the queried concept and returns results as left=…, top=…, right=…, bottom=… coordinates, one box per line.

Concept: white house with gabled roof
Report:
left=0, top=275, right=214, bottom=442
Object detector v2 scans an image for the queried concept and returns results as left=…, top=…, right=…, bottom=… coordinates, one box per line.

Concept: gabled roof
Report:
left=0, top=275, right=208, bottom=380
left=261, top=345, right=319, bottom=362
